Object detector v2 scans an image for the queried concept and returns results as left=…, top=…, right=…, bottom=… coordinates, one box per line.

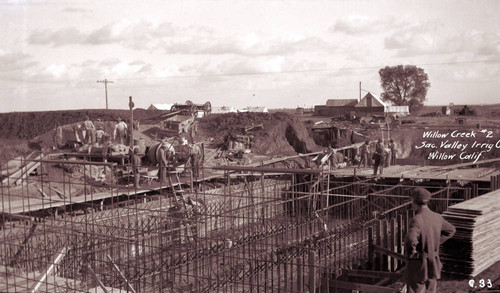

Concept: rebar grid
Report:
left=0, top=156, right=491, bottom=292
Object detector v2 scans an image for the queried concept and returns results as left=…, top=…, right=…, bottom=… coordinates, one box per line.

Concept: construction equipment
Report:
left=170, top=100, right=212, bottom=117
left=161, top=114, right=197, bottom=137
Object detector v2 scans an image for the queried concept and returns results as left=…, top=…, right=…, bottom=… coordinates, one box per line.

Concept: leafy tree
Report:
left=378, top=65, right=430, bottom=112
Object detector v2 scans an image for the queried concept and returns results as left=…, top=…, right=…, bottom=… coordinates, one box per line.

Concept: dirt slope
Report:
left=198, top=112, right=322, bottom=156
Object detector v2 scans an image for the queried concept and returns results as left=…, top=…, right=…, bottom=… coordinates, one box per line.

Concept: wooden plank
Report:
left=372, top=244, right=406, bottom=262
left=330, top=280, right=399, bottom=293
left=341, top=269, right=403, bottom=279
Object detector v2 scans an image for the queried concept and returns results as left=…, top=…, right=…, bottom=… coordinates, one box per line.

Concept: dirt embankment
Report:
left=198, top=112, right=322, bottom=156
left=0, top=109, right=167, bottom=164
left=0, top=109, right=165, bottom=140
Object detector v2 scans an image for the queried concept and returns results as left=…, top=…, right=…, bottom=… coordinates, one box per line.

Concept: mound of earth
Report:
left=198, top=112, right=322, bottom=156
left=0, top=109, right=166, bottom=140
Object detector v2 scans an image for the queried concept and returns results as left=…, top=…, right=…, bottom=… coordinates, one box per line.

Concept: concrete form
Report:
left=0, top=151, right=498, bottom=292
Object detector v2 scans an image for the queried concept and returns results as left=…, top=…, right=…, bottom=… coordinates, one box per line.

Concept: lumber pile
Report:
left=441, top=189, right=500, bottom=277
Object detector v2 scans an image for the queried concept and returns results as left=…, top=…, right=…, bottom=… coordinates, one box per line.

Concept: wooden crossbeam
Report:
left=331, top=280, right=401, bottom=293
left=341, top=269, right=404, bottom=279
left=372, top=244, right=406, bottom=262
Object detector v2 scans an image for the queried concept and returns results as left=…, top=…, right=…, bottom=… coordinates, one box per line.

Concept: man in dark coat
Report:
left=405, top=187, right=456, bottom=293
left=358, top=140, right=370, bottom=168
left=373, top=139, right=384, bottom=175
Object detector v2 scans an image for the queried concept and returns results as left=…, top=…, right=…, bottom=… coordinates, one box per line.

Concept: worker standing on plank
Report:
left=373, top=139, right=384, bottom=175
left=114, top=117, right=128, bottom=145
left=190, top=143, right=203, bottom=179
left=358, top=140, right=370, bottom=168
left=83, top=116, right=96, bottom=144
left=158, top=141, right=174, bottom=183
left=131, top=148, right=142, bottom=188
left=388, top=139, right=397, bottom=166
left=405, top=187, right=456, bottom=293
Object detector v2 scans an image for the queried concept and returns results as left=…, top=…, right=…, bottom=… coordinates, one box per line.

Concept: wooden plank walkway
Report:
left=329, top=165, right=500, bottom=182
left=0, top=170, right=223, bottom=215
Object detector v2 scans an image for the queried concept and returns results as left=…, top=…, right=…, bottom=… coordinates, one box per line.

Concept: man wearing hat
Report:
left=114, top=117, right=128, bottom=144
left=405, top=187, right=456, bottom=293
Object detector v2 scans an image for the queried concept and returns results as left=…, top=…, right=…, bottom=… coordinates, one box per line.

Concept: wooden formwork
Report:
left=0, top=162, right=494, bottom=292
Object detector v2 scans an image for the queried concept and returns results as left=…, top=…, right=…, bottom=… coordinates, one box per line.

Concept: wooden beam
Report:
left=372, top=244, right=406, bottom=262
left=211, top=165, right=323, bottom=174
left=341, top=269, right=404, bottom=279
left=330, top=280, right=400, bottom=293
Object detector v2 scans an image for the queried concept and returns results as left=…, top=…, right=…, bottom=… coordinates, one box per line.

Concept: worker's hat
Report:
left=410, top=187, right=432, bottom=205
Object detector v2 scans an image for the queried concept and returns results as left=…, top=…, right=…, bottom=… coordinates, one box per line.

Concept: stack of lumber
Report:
left=441, top=189, right=500, bottom=277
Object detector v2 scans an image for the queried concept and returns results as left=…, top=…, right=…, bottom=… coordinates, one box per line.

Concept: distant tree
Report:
left=378, top=65, right=430, bottom=112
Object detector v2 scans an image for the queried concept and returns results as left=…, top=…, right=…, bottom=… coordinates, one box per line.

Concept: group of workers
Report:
left=53, top=116, right=130, bottom=149
left=358, top=138, right=397, bottom=175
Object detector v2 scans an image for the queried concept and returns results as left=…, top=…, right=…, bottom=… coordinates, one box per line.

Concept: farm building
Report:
left=313, top=99, right=358, bottom=116
left=314, top=92, right=409, bottom=117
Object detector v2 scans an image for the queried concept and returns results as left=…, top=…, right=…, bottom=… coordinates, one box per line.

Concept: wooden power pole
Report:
left=129, top=96, right=134, bottom=150
left=97, top=79, right=114, bottom=109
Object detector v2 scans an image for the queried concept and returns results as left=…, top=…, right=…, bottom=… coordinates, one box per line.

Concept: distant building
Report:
left=386, top=105, right=410, bottom=116
left=212, top=106, right=237, bottom=114
left=313, top=93, right=408, bottom=117
left=239, top=106, right=268, bottom=113
left=314, top=99, right=358, bottom=116
left=354, top=92, right=386, bottom=116
left=148, top=103, right=173, bottom=111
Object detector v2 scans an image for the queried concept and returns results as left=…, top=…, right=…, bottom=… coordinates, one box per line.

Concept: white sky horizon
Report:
left=1, top=0, right=499, bottom=113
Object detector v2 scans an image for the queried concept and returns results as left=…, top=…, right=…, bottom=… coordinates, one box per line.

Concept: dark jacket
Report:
left=405, top=207, right=456, bottom=282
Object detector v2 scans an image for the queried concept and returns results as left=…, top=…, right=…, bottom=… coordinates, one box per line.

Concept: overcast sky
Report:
left=1, top=0, right=499, bottom=112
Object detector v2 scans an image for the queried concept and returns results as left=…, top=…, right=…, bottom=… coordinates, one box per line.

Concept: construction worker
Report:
left=95, top=126, right=106, bottom=146
left=158, top=141, right=174, bottom=183
left=405, top=187, right=456, bottom=293
left=190, top=143, right=204, bottom=179
left=358, top=140, right=370, bottom=168
left=73, top=123, right=82, bottom=143
left=83, top=116, right=96, bottom=144
left=388, top=139, right=397, bottom=166
left=53, top=122, right=63, bottom=149
left=114, top=117, right=128, bottom=145
left=131, top=148, right=142, bottom=188
left=373, top=139, right=384, bottom=175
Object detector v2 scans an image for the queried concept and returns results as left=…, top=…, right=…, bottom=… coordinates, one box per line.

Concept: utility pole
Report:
left=129, top=96, right=135, bottom=150
left=359, top=81, right=361, bottom=102
left=97, top=79, right=114, bottom=109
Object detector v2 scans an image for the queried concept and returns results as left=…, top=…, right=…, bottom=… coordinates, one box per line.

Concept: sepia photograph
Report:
left=0, top=0, right=499, bottom=292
